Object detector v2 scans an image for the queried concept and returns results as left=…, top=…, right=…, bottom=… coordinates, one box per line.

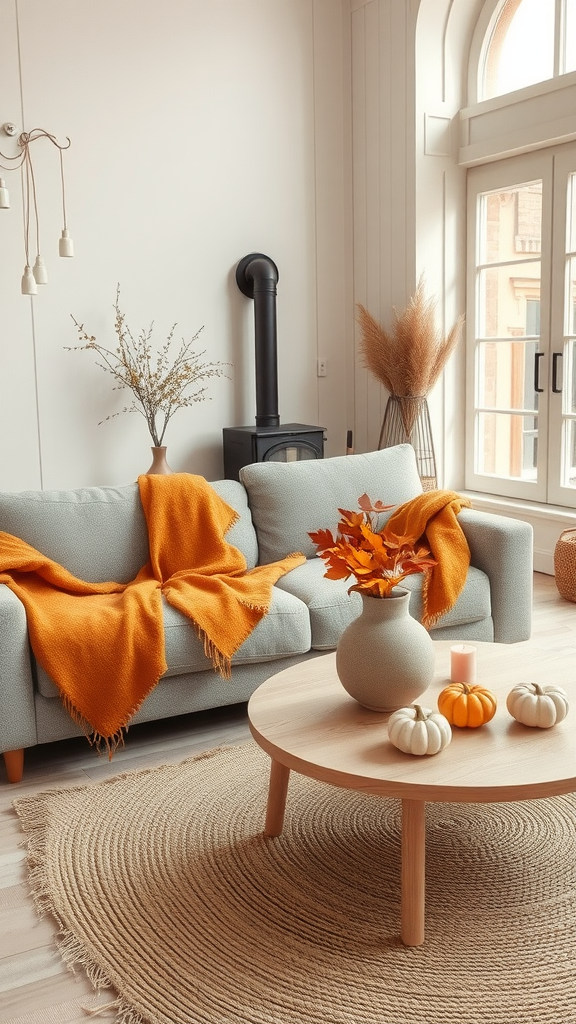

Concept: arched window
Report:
left=481, top=0, right=576, bottom=101
left=464, top=2, right=576, bottom=510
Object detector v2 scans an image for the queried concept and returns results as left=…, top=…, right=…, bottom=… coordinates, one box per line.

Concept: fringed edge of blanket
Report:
left=60, top=692, right=130, bottom=761
left=420, top=568, right=463, bottom=631
left=60, top=679, right=170, bottom=762
left=203, top=632, right=233, bottom=679
left=195, top=579, right=295, bottom=681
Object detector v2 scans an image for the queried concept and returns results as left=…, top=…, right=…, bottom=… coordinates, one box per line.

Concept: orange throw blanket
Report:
left=385, top=489, right=472, bottom=629
left=0, top=474, right=305, bottom=751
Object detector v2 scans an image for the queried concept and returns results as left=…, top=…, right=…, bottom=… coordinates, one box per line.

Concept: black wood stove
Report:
left=223, top=252, right=325, bottom=481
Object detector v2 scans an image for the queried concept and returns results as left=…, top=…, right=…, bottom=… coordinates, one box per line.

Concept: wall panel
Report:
left=0, top=0, right=350, bottom=489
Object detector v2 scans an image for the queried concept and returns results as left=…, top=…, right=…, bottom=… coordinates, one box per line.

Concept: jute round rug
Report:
left=14, top=743, right=576, bottom=1024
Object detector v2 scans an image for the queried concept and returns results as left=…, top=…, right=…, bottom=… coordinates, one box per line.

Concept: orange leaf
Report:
left=357, top=492, right=394, bottom=514
left=308, top=527, right=336, bottom=551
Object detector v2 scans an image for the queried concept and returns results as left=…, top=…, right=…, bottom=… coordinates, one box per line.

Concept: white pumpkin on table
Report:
left=387, top=704, right=452, bottom=756
left=506, top=682, right=569, bottom=729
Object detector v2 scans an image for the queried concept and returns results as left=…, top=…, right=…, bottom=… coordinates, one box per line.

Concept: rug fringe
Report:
left=13, top=743, right=230, bottom=814
left=83, top=999, right=121, bottom=1017
left=83, top=996, right=146, bottom=1024
left=12, top=744, right=252, bottom=1024
left=12, top=788, right=153, bottom=1024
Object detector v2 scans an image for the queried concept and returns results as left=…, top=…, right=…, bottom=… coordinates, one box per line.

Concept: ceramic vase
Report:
left=335, top=587, right=435, bottom=712
left=146, top=446, right=173, bottom=475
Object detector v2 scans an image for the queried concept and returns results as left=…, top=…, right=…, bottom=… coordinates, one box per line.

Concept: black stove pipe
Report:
left=236, top=252, right=280, bottom=428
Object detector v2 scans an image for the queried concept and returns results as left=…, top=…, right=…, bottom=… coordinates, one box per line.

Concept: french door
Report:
left=466, top=143, right=576, bottom=508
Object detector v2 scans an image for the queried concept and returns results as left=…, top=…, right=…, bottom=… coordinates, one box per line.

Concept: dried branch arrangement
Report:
left=357, top=277, right=464, bottom=399
left=69, top=287, right=229, bottom=447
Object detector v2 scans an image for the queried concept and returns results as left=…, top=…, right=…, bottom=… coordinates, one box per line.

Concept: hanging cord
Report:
left=28, top=146, right=41, bottom=259
left=0, top=127, right=71, bottom=164
left=59, top=147, right=68, bottom=230
left=21, top=155, right=31, bottom=267
left=17, top=139, right=40, bottom=273
left=0, top=128, right=72, bottom=286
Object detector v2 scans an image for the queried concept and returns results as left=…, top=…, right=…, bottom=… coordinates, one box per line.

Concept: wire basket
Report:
left=378, top=395, right=437, bottom=491
left=554, top=528, right=576, bottom=603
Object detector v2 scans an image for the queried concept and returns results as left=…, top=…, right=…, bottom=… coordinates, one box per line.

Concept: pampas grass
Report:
left=357, top=277, right=464, bottom=399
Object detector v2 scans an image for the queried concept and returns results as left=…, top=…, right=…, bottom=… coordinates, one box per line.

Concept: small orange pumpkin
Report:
left=438, top=682, right=497, bottom=728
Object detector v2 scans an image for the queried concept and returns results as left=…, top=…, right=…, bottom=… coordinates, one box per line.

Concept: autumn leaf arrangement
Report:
left=68, top=286, right=229, bottom=448
left=309, top=493, right=436, bottom=598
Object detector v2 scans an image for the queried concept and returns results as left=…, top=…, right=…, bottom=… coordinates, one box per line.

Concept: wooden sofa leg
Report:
left=3, top=749, right=24, bottom=784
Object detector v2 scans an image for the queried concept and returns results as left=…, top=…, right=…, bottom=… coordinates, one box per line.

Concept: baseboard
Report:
left=533, top=549, right=554, bottom=576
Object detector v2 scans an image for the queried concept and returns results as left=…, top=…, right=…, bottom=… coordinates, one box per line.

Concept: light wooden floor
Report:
left=0, top=572, right=574, bottom=1023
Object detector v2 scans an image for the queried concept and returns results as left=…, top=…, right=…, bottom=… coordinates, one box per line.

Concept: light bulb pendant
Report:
left=0, top=179, right=9, bottom=209
left=33, top=255, right=48, bottom=285
left=21, top=265, right=37, bottom=295
left=59, top=229, right=74, bottom=257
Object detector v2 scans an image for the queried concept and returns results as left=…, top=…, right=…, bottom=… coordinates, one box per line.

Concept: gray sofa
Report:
left=0, top=444, right=533, bottom=782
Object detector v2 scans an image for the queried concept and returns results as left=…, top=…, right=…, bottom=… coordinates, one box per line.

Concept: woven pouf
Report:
left=554, top=528, right=576, bottom=602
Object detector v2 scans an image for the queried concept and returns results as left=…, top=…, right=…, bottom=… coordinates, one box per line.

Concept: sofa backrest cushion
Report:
left=212, top=479, right=259, bottom=569
left=0, top=477, right=258, bottom=583
left=239, top=444, right=423, bottom=564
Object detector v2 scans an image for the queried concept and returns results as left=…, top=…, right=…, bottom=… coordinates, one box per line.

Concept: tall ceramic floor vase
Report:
left=146, top=446, right=173, bottom=475
left=335, top=587, right=435, bottom=712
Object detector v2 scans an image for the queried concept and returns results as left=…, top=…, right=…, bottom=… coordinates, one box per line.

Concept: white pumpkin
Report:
left=387, top=704, right=452, bottom=756
left=506, top=682, right=569, bottom=728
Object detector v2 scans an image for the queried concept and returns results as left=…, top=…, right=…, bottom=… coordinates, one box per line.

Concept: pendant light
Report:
left=0, top=125, right=73, bottom=294
left=59, top=229, right=73, bottom=257
left=21, top=265, right=37, bottom=295
left=58, top=147, right=73, bottom=257
left=33, top=255, right=48, bottom=284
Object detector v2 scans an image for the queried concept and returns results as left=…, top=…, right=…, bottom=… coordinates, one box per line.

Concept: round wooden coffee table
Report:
left=247, top=639, right=576, bottom=946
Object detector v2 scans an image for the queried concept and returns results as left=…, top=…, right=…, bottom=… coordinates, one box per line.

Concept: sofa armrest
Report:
left=457, top=508, right=533, bottom=643
left=0, top=584, right=37, bottom=753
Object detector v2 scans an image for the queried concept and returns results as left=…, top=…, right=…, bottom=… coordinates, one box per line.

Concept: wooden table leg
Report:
left=401, top=798, right=426, bottom=946
left=264, top=759, right=290, bottom=836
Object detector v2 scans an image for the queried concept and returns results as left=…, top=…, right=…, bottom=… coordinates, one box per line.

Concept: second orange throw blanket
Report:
left=0, top=474, right=305, bottom=751
left=385, top=489, right=472, bottom=629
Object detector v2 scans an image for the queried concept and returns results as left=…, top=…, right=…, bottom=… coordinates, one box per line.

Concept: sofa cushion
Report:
left=164, top=584, right=310, bottom=672
left=275, top=558, right=491, bottom=649
left=0, top=484, right=148, bottom=583
left=35, top=585, right=311, bottom=698
left=211, top=479, right=259, bottom=569
left=0, top=477, right=258, bottom=583
left=239, top=445, right=422, bottom=564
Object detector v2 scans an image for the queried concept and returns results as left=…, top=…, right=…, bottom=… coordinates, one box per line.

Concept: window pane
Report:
left=484, top=0, right=554, bottom=99
left=479, top=183, right=541, bottom=264
left=477, top=411, right=538, bottom=479
left=569, top=175, right=576, bottom=254
left=563, top=419, right=576, bottom=488
left=566, top=0, right=576, bottom=73
left=567, top=258, right=576, bottom=334
left=477, top=264, right=541, bottom=338
left=477, top=340, right=538, bottom=411
left=569, top=339, right=576, bottom=414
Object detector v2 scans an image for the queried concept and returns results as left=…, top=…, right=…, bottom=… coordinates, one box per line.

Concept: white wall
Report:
left=0, top=0, right=351, bottom=490
left=349, top=0, right=420, bottom=456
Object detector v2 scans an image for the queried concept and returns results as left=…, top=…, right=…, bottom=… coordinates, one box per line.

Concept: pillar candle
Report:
left=450, top=644, right=477, bottom=684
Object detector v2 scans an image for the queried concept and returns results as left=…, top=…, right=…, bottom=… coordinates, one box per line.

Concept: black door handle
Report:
left=534, top=352, right=544, bottom=393
left=552, top=351, right=562, bottom=393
